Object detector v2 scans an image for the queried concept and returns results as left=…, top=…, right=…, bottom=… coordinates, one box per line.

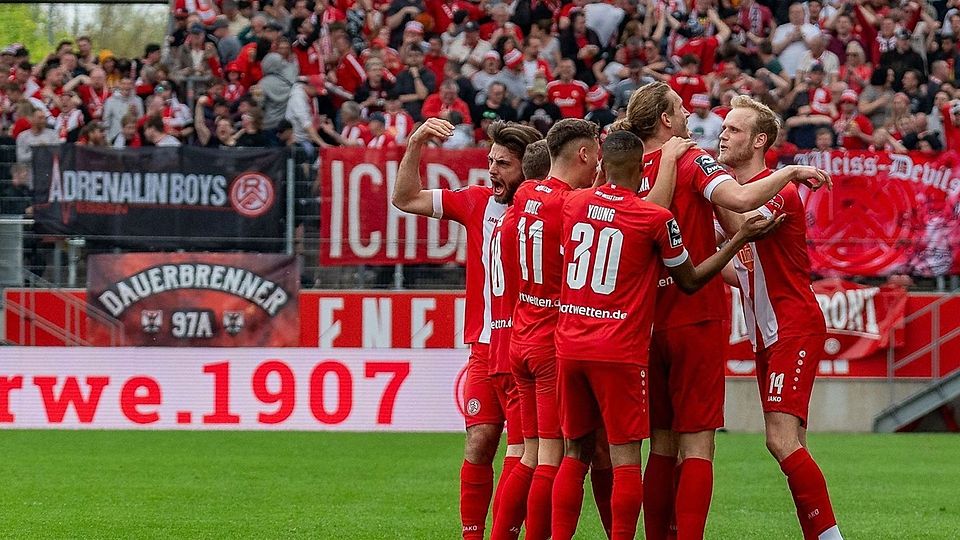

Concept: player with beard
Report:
left=488, top=140, right=550, bottom=540
left=715, top=95, right=843, bottom=540
left=615, top=81, right=832, bottom=540
left=393, top=118, right=543, bottom=540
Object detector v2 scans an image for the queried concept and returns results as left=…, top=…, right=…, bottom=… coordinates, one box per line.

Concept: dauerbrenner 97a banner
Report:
left=31, top=145, right=287, bottom=250
left=318, top=147, right=490, bottom=265
left=87, top=253, right=299, bottom=346
left=796, top=150, right=960, bottom=277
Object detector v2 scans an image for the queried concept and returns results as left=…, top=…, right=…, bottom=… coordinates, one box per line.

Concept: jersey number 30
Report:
left=566, top=223, right=623, bottom=295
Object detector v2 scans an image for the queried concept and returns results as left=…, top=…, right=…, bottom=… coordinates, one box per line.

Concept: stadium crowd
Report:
left=2, top=0, right=960, bottom=167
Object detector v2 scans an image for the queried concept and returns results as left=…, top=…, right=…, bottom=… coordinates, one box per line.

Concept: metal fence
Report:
left=3, top=144, right=960, bottom=292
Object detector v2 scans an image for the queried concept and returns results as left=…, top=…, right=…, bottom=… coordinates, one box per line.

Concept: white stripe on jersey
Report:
left=663, top=249, right=689, bottom=268
left=752, top=246, right=780, bottom=348
left=479, top=196, right=507, bottom=344
left=733, top=246, right=758, bottom=349
left=430, top=189, right=443, bottom=219
left=703, top=174, right=734, bottom=202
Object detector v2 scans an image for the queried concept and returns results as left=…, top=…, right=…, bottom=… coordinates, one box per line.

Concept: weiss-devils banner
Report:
left=796, top=150, right=960, bottom=276
left=318, top=147, right=490, bottom=265
left=0, top=349, right=467, bottom=431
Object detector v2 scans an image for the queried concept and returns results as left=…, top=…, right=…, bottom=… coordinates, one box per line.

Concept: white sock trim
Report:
left=818, top=525, right=842, bottom=540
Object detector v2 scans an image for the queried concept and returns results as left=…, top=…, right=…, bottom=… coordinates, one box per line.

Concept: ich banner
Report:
left=318, top=146, right=490, bottom=265
left=87, top=253, right=299, bottom=346
left=31, top=145, right=287, bottom=250
left=796, top=150, right=960, bottom=277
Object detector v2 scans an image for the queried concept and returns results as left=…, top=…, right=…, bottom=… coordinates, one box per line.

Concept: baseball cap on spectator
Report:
left=370, top=37, right=387, bottom=48
left=226, top=61, right=241, bottom=74
left=840, top=89, right=859, bottom=104
left=405, top=21, right=425, bottom=35
left=504, top=49, right=523, bottom=69
left=896, top=28, right=911, bottom=41
left=809, top=62, right=825, bottom=73
left=483, top=50, right=501, bottom=63
left=209, top=16, right=229, bottom=31
left=691, top=94, right=711, bottom=108
left=529, top=79, right=548, bottom=96
left=189, top=23, right=206, bottom=34
left=586, top=85, right=609, bottom=107
left=464, top=21, right=479, bottom=33
left=1, top=46, right=14, bottom=56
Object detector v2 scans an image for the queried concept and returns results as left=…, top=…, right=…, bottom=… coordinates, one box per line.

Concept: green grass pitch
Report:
left=0, top=430, right=957, bottom=538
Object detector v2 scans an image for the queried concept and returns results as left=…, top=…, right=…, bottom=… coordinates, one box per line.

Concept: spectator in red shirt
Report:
left=423, top=36, right=447, bottom=83
left=421, top=78, right=473, bottom=124
left=546, top=58, right=587, bottom=118
left=366, top=112, right=398, bottom=148
left=673, top=8, right=731, bottom=75
left=480, top=4, right=524, bottom=43
left=941, top=101, right=960, bottom=151
left=332, top=34, right=367, bottom=103
left=834, top=89, right=874, bottom=150
left=426, top=0, right=482, bottom=36
left=669, top=54, right=708, bottom=111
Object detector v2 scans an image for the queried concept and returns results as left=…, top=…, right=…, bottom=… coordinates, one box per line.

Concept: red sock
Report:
left=493, top=456, right=520, bottom=523
left=643, top=453, right=677, bottom=540
left=780, top=448, right=838, bottom=539
left=525, top=464, right=559, bottom=540
left=460, top=460, right=494, bottom=539
left=551, top=457, right=589, bottom=540
left=611, top=465, right=644, bottom=540
left=491, top=462, right=534, bottom=540
left=591, top=466, right=614, bottom=538
left=675, top=458, right=713, bottom=540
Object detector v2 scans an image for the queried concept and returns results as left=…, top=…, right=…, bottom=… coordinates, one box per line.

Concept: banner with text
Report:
left=795, top=150, right=960, bottom=277
left=727, top=279, right=908, bottom=367
left=0, top=348, right=467, bottom=431
left=87, top=253, right=299, bottom=346
left=32, top=145, right=287, bottom=250
left=318, top=147, right=490, bottom=265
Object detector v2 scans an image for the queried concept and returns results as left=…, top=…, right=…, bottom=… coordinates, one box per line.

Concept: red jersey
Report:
left=639, top=147, right=734, bottom=329
left=367, top=132, right=397, bottom=148
left=336, top=52, right=367, bottom=96
left=941, top=104, right=960, bottom=152
left=834, top=113, right=873, bottom=150
left=676, top=36, right=720, bottom=74
left=341, top=122, right=373, bottom=145
left=731, top=169, right=824, bottom=350
left=669, top=73, right=708, bottom=111
left=433, top=185, right=507, bottom=344
left=420, top=95, right=474, bottom=124
left=489, top=205, right=520, bottom=374
left=511, top=177, right=572, bottom=352
left=555, top=184, right=689, bottom=363
left=547, top=80, right=588, bottom=119
left=77, top=85, right=110, bottom=120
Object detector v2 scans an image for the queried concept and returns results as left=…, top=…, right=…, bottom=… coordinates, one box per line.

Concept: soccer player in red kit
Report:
left=504, top=118, right=600, bottom=540
left=716, top=95, right=843, bottom=540
left=489, top=139, right=551, bottom=540
left=393, top=117, right=542, bottom=539
left=550, top=129, right=782, bottom=540
left=617, top=81, right=832, bottom=540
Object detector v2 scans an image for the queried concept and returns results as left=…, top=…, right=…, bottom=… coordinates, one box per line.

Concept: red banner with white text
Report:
left=318, top=147, right=490, bottom=265
left=796, top=150, right=960, bottom=277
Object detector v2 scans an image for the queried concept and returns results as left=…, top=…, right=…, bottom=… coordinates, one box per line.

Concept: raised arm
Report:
left=710, top=165, right=831, bottom=213
left=668, top=214, right=783, bottom=293
left=644, top=137, right=695, bottom=208
left=392, top=118, right=455, bottom=217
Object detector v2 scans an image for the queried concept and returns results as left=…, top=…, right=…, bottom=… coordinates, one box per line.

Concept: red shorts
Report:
left=463, top=343, right=506, bottom=429
left=557, top=358, right=649, bottom=445
left=755, top=333, right=823, bottom=427
left=649, top=320, right=725, bottom=433
left=510, top=343, right=562, bottom=440
left=492, top=373, right=524, bottom=445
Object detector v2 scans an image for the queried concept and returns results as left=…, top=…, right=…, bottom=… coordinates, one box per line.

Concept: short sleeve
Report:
left=653, top=209, right=689, bottom=268
left=437, top=185, right=486, bottom=224
left=687, top=150, right=734, bottom=202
